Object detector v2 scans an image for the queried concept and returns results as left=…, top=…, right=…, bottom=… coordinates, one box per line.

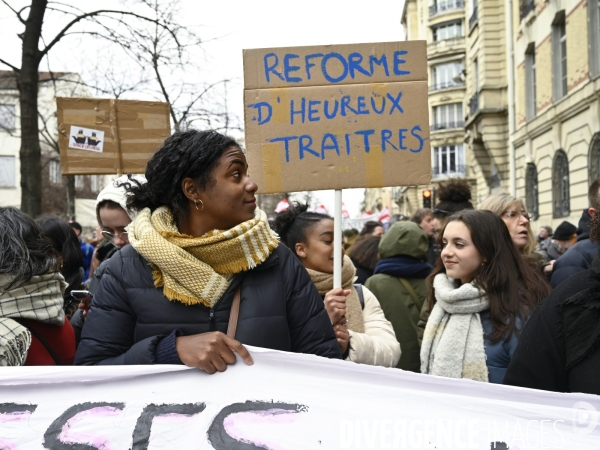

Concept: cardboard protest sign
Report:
left=56, top=98, right=171, bottom=175
left=0, top=347, right=598, bottom=449
left=243, top=41, right=430, bottom=193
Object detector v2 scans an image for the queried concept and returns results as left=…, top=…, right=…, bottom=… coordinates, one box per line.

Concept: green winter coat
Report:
left=365, top=222, right=430, bottom=372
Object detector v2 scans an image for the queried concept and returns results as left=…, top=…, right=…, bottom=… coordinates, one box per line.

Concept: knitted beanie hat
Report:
left=95, top=174, right=146, bottom=223
left=553, top=221, right=577, bottom=240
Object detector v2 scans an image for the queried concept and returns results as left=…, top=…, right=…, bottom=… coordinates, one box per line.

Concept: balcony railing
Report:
left=519, top=0, right=535, bottom=21
left=469, top=92, right=479, bottom=115
left=433, top=164, right=467, bottom=177
left=429, top=80, right=465, bottom=92
left=431, top=121, right=465, bottom=131
left=469, top=5, right=478, bottom=29
left=427, top=36, right=466, bottom=55
left=429, top=0, right=464, bottom=17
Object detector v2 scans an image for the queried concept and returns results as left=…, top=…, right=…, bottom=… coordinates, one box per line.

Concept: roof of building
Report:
left=0, top=70, right=73, bottom=90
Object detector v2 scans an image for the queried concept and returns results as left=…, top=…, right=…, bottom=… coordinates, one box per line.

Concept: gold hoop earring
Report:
left=194, top=198, right=204, bottom=211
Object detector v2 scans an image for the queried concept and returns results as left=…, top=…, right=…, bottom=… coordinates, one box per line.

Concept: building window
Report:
left=49, top=160, right=61, bottom=184
left=0, top=156, right=15, bottom=187
left=525, top=163, right=539, bottom=220
left=525, top=45, right=537, bottom=121
left=430, top=0, right=464, bottom=17
left=74, top=175, right=84, bottom=189
left=0, top=105, right=16, bottom=132
left=552, top=12, right=567, bottom=101
left=589, top=132, right=600, bottom=183
left=433, top=21, right=463, bottom=41
left=469, top=0, right=478, bottom=29
left=520, top=0, right=535, bottom=21
left=552, top=150, right=570, bottom=218
left=432, top=103, right=464, bottom=130
left=433, top=144, right=465, bottom=177
left=431, top=61, right=464, bottom=91
left=590, top=0, right=600, bottom=78
left=91, top=175, right=100, bottom=192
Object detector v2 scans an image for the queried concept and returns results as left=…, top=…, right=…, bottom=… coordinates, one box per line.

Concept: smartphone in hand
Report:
left=71, top=290, right=93, bottom=318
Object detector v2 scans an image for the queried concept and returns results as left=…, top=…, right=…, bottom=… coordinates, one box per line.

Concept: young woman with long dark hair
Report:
left=420, top=210, right=550, bottom=383
left=272, top=205, right=400, bottom=367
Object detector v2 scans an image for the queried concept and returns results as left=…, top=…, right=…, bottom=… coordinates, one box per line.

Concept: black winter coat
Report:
left=70, top=252, right=116, bottom=346
left=504, top=258, right=600, bottom=395
left=550, top=210, right=598, bottom=288
left=74, top=244, right=341, bottom=365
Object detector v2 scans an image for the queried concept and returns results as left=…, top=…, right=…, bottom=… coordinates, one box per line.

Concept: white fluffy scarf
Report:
left=420, top=273, right=489, bottom=382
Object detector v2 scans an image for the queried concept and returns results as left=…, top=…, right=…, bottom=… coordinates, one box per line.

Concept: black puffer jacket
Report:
left=504, top=257, right=600, bottom=395
left=550, top=210, right=598, bottom=288
left=74, top=244, right=341, bottom=365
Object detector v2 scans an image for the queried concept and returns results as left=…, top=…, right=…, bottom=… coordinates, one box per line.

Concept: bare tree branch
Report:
left=39, top=9, right=180, bottom=59
left=0, top=57, right=20, bottom=71
left=0, top=0, right=27, bottom=24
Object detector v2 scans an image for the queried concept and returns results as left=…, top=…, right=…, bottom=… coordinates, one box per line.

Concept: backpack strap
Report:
left=399, top=278, right=423, bottom=312
left=354, top=283, right=365, bottom=310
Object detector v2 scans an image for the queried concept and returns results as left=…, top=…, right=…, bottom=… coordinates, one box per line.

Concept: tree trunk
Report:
left=65, top=175, right=75, bottom=220
left=18, top=0, right=47, bottom=217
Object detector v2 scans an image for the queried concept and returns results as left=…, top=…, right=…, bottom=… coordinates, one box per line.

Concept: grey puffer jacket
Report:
left=74, top=244, right=341, bottom=365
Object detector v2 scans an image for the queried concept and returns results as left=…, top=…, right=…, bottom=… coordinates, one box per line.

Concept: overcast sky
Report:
left=1, top=0, right=406, bottom=217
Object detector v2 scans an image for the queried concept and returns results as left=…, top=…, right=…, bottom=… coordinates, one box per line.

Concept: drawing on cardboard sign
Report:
left=69, top=126, right=105, bottom=153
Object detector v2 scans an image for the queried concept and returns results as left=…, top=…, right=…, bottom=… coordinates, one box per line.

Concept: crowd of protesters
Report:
left=0, top=129, right=598, bottom=396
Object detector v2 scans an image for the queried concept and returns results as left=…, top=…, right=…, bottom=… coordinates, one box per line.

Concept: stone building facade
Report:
left=372, top=0, right=600, bottom=230
left=513, top=0, right=600, bottom=229
left=379, top=0, right=510, bottom=216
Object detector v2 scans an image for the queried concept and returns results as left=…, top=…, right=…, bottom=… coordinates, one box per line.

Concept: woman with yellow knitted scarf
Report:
left=272, top=204, right=401, bottom=368
left=74, top=130, right=341, bottom=372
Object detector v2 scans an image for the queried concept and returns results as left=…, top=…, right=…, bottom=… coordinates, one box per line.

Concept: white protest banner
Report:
left=0, top=347, right=598, bottom=449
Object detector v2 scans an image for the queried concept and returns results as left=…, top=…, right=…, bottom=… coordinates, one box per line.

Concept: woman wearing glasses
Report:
left=85, top=175, right=146, bottom=295
left=70, top=175, right=146, bottom=344
left=478, top=194, right=552, bottom=275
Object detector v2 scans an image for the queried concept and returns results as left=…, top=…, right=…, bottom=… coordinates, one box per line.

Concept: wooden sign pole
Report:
left=333, top=189, right=343, bottom=289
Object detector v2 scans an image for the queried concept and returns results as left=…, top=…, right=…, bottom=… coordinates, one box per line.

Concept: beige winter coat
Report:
left=346, top=286, right=401, bottom=367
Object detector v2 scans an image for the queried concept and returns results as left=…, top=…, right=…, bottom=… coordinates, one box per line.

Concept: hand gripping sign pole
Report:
left=333, top=190, right=343, bottom=289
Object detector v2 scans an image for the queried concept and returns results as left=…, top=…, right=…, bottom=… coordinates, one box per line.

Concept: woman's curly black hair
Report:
left=123, top=130, right=240, bottom=222
left=0, top=207, right=57, bottom=290
left=433, top=178, right=473, bottom=218
left=271, top=203, right=331, bottom=257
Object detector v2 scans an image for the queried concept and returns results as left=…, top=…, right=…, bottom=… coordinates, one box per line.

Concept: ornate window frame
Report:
left=525, top=163, right=539, bottom=221
left=552, top=150, right=570, bottom=218
left=589, top=132, right=600, bottom=183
